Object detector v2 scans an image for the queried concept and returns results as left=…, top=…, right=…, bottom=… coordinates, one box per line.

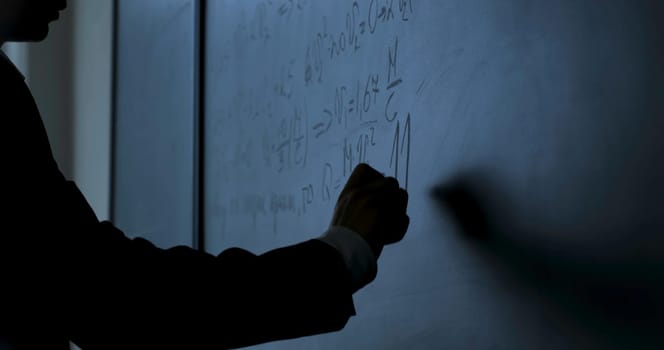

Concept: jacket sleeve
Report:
left=0, top=59, right=355, bottom=348
left=58, top=184, right=356, bottom=349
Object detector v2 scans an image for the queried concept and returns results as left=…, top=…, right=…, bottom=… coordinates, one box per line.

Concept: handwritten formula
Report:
left=206, top=0, right=418, bottom=236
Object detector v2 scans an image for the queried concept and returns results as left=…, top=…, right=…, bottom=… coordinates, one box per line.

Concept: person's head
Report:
left=0, top=0, right=67, bottom=44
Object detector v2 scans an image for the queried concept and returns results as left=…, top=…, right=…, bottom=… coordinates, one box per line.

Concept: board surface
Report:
left=199, top=1, right=664, bottom=348
left=114, top=0, right=197, bottom=247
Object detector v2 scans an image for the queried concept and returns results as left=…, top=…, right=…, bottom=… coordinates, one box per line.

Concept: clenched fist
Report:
left=331, top=163, right=410, bottom=259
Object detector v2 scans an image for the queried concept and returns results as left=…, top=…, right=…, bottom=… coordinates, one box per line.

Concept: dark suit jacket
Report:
left=0, top=54, right=355, bottom=349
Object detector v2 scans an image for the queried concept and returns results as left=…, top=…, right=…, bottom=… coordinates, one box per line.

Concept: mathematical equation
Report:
left=211, top=0, right=418, bottom=234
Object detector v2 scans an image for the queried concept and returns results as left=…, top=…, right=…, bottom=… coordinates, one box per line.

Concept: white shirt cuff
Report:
left=317, top=226, right=378, bottom=293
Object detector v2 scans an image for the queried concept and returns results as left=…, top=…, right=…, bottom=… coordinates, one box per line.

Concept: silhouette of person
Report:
left=0, top=1, right=409, bottom=349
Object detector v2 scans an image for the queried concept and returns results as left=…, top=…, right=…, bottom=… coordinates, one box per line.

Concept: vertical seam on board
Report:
left=193, top=0, right=207, bottom=251
left=109, top=0, right=119, bottom=223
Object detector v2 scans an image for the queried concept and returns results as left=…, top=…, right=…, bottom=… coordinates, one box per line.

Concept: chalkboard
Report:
left=113, top=0, right=198, bottom=248
left=203, top=1, right=664, bottom=348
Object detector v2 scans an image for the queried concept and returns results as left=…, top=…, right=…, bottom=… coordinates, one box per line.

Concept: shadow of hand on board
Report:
left=432, top=172, right=664, bottom=347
